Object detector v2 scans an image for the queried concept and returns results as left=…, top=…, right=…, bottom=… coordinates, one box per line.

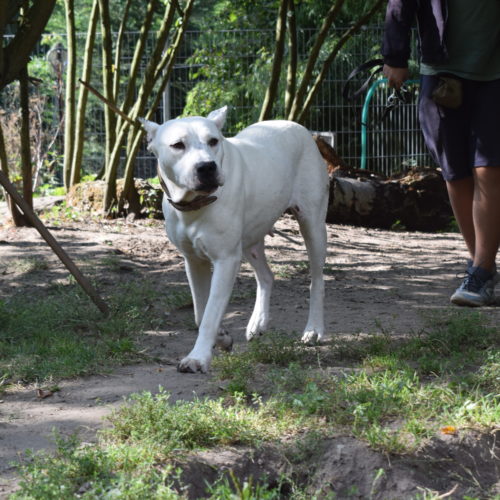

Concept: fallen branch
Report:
left=0, top=170, right=109, bottom=315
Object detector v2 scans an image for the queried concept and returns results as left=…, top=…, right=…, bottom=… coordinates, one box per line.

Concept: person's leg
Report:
left=420, top=76, right=498, bottom=305
left=419, top=75, right=474, bottom=261
left=471, top=166, right=500, bottom=273
left=446, top=176, right=475, bottom=259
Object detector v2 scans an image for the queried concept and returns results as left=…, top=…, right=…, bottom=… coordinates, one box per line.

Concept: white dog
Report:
left=141, top=107, right=329, bottom=373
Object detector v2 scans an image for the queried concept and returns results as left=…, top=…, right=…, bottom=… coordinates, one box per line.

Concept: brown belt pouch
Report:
left=431, top=75, right=463, bottom=109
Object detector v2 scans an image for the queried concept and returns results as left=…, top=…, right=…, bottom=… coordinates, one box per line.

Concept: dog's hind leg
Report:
left=297, top=212, right=327, bottom=343
left=244, top=239, right=274, bottom=341
left=185, top=256, right=233, bottom=353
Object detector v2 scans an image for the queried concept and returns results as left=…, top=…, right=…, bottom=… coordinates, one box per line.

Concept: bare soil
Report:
left=0, top=198, right=499, bottom=499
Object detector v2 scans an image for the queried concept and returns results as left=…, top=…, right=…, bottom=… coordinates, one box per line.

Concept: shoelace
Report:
left=461, top=270, right=491, bottom=293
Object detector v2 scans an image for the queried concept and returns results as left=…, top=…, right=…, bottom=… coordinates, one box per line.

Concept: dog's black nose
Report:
left=196, top=161, right=217, bottom=177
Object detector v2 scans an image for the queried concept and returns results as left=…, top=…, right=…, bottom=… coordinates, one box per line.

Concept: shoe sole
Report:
left=450, top=296, right=484, bottom=307
left=450, top=293, right=496, bottom=307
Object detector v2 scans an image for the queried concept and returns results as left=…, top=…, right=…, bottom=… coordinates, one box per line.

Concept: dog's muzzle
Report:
left=194, top=161, right=220, bottom=192
left=157, top=164, right=218, bottom=212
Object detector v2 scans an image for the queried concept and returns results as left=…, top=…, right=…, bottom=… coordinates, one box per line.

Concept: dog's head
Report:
left=141, top=107, right=227, bottom=199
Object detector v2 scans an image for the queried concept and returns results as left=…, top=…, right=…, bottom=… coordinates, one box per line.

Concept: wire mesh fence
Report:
left=1, top=26, right=435, bottom=184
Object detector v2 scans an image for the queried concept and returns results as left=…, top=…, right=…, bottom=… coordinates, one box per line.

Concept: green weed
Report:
left=206, top=472, right=282, bottom=499
left=104, top=389, right=289, bottom=454
left=212, top=332, right=313, bottom=395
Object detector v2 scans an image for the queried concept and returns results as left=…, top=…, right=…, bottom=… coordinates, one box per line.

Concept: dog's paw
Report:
left=246, top=329, right=264, bottom=342
left=245, top=319, right=267, bottom=341
left=177, top=355, right=210, bottom=373
left=301, top=330, right=323, bottom=345
left=215, top=329, right=233, bottom=352
left=245, top=310, right=269, bottom=341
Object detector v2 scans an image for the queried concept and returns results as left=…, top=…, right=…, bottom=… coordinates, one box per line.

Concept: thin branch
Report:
left=287, top=0, right=346, bottom=120
left=112, top=0, right=133, bottom=103
left=259, top=0, right=288, bottom=122
left=296, top=0, right=385, bottom=123
left=284, top=0, right=297, bottom=117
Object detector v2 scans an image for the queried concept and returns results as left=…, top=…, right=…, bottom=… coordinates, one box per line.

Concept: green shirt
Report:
left=420, top=0, right=500, bottom=80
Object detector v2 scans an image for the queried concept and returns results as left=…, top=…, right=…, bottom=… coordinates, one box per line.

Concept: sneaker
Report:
left=466, top=259, right=499, bottom=285
left=450, top=265, right=497, bottom=307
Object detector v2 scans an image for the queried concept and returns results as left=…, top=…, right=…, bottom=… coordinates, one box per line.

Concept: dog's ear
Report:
left=139, top=118, right=160, bottom=144
left=207, top=106, right=228, bottom=131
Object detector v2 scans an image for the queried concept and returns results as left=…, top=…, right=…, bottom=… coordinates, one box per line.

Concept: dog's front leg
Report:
left=178, top=255, right=241, bottom=373
left=184, top=255, right=211, bottom=327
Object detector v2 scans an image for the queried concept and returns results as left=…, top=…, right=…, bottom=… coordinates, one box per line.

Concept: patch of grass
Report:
left=398, top=310, right=498, bottom=375
left=104, top=389, right=288, bottom=454
left=8, top=257, right=50, bottom=274
left=246, top=331, right=311, bottom=366
left=164, top=288, right=193, bottom=311
left=330, top=330, right=394, bottom=362
left=272, top=261, right=309, bottom=280
left=13, top=390, right=296, bottom=499
left=12, top=433, right=181, bottom=500
left=212, top=332, right=313, bottom=395
left=40, top=202, right=84, bottom=224
left=98, top=254, right=128, bottom=272
left=34, top=184, right=66, bottom=197
left=214, top=310, right=499, bottom=452
left=212, top=349, right=255, bottom=394
left=0, top=279, right=164, bottom=385
left=9, top=309, right=499, bottom=496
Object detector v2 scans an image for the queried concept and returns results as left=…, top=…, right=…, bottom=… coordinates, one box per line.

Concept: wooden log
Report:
left=315, top=136, right=453, bottom=231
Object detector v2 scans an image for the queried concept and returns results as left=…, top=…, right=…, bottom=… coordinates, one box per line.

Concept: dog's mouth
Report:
left=193, top=182, right=220, bottom=195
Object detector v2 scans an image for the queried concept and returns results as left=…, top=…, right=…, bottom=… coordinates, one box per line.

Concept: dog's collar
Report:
left=157, top=166, right=218, bottom=212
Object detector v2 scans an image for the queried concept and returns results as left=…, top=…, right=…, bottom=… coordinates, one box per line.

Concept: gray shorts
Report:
left=419, top=75, right=500, bottom=181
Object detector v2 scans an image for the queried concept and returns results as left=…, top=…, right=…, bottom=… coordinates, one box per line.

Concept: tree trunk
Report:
left=0, top=0, right=56, bottom=227
left=0, top=0, right=56, bottom=89
left=19, top=66, right=33, bottom=224
left=120, top=0, right=196, bottom=213
left=63, top=0, right=77, bottom=189
left=103, top=0, right=176, bottom=213
left=70, top=0, right=99, bottom=186
left=119, top=0, right=157, bottom=116
left=104, top=0, right=195, bottom=213
left=99, top=0, right=117, bottom=194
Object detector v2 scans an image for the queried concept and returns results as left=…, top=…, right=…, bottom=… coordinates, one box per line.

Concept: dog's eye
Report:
left=208, top=138, right=219, bottom=147
left=171, top=141, right=185, bottom=150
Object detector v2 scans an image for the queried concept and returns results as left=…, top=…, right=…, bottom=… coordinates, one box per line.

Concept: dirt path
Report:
left=1, top=199, right=499, bottom=497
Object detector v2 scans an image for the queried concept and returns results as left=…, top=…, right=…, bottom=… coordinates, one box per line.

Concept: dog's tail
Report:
left=313, top=135, right=347, bottom=175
